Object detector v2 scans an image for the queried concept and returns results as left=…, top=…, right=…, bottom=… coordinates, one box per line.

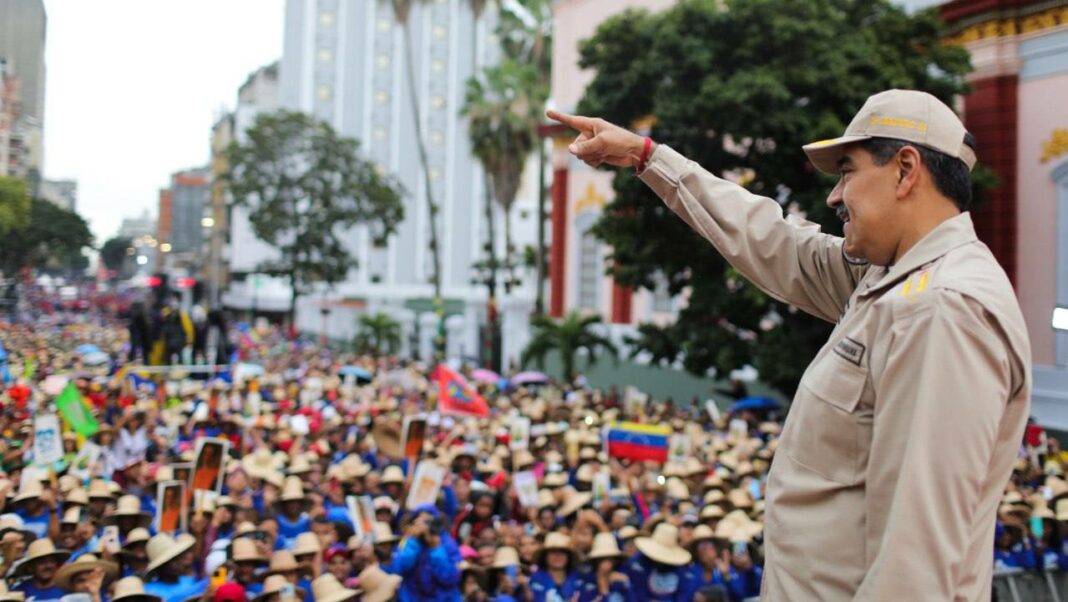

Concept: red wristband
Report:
left=637, top=136, right=653, bottom=173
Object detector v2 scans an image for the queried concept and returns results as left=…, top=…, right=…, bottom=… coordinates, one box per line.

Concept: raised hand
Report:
left=546, top=110, right=652, bottom=169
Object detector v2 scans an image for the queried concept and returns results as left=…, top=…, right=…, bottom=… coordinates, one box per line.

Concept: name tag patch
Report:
left=833, top=337, right=866, bottom=366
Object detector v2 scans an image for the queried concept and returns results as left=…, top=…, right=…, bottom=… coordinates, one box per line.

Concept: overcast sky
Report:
left=42, top=0, right=284, bottom=244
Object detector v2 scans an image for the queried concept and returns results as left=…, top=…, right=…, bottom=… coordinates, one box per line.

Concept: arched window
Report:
left=1053, top=160, right=1068, bottom=366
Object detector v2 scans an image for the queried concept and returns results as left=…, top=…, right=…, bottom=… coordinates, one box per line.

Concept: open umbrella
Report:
left=511, top=371, right=550, bottom=386
left=81, top=351, right=111, bottom=366
left=729, top=396, right=781, bottom=413
left=470, top=368, right=501, bottom=384
left=339, top=365, right=374, bottom=383
left=76, top=344, right=101, bottom=355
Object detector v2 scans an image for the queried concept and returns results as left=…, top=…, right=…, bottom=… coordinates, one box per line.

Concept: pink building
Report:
left=545, top=0, right=1068, bottom=415
left=939, top=0, right=1068, bottom=425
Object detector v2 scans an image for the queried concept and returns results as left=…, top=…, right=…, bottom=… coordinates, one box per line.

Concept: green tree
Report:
left=0, top=176, right=31, bottom=241
left=522, top=311, right=618, bottom=381
left=0, top=197, right=94, bottom=274
left=577, top=0, right=973, bottom=395
left=225, top=109, right=404, bottom=325
left=100, top=236, right=133, bottom=278
left=353, top=312, right=403, bottom=355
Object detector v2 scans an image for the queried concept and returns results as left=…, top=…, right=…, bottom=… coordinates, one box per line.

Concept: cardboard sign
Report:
left=668, top=434, right=691, bottom=464
left=156, top=480, right=187, bottom=534
left=623, top=386, right=647, bottom=417
left=359, top=496, right=377, bottom=541
left=405, top=461, right=446, bottom=510
left=401, top=415, right=428, bottom=462
left=592, top=468, right=612, bottom=506
left=513, top=470, right=539, bottom=508
left=69, top=442, right=103, bottom=481
left=191, top=438, right=229, bottom=495
left=347, top=495, right=373, bottom=541
left=510, top=417, right=531, bottom=451
left=705, top=400, right=722, bottom=423
left=33, top=414, right=63, bottom=466
left=729, top=419, right=749, bottom=442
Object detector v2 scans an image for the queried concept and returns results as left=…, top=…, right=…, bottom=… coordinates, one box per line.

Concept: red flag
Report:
left=434, top=365, right=490, bottom=418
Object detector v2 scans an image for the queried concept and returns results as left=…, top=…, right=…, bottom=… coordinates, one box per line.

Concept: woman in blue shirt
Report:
left=12, top=538, right=70, bottom=602
left=530, top=532, right=579, bottom=602
left=575, top=533, right=635, bottom=602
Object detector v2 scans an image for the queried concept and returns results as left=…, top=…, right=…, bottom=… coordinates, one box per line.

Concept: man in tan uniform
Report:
left=549, top=89, right=1032, bottom=601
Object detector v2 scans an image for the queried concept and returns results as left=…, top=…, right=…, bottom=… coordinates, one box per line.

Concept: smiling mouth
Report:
left=836, top=206, right=850, bottom=224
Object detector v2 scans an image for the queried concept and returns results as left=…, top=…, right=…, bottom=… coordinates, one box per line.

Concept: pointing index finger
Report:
left=546, top=110, right=595, bottom=134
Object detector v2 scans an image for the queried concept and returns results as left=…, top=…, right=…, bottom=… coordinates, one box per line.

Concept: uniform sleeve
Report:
left=391, top=537, right=421, bottom=575
left=855, top=289, right=1015, bottom=600
left=639, top=145, right=866, bottom=323
left=428, top=544, right=460, bottom=586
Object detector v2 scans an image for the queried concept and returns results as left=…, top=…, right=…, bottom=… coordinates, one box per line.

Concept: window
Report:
left=319, top=12, right=335, bottom=27
left=653, top=273, right=674, bottom=313
left=577, top=227, right=601, bottom=310
left=317, top=85, right=332, bottom=100
left=318, top=48, right=334, bottom=63
left=1054, top=160, right=1068, bottom=366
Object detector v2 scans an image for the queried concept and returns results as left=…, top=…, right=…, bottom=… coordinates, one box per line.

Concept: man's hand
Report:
left=546, top=111, right=652, bottom=169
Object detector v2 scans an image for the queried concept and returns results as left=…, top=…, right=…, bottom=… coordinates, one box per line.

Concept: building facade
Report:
left=939, top=0, right=1068, bottom=426
left=0, top=0, right=45, bottom=189
left=39, top=178, right=76, bottom=211
left=274, top=0, right=540, bottom=364
left=545, top=0, right=680, bottom=337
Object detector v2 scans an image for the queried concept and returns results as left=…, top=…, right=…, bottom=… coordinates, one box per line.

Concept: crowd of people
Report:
left=0, top=295, right=1054, bottom=602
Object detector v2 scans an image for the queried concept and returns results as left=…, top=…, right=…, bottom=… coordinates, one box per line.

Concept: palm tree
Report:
left=388, top=0, right=444, bottom=348
left=522, top=312, right=619, bottom=382
left=462, top=60, right=538, bottom=277
left=353, top=312, right=403, bottom=356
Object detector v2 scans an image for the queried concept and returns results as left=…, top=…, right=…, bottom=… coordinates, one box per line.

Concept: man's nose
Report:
left=827, top=180, right=843, bottom=209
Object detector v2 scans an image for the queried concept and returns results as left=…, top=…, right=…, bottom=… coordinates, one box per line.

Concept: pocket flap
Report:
left=802, top=357, right=867, bottom=414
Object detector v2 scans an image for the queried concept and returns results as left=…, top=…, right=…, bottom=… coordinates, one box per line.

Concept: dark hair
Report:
left=859, top=134, right=975, bottom=211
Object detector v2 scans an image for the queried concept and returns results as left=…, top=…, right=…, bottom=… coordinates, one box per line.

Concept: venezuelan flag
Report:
left=606, top=421, right=671, bottom=463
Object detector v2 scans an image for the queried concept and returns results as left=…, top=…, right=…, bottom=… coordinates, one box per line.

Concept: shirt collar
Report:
left=858, top=212, right=978, bottom=298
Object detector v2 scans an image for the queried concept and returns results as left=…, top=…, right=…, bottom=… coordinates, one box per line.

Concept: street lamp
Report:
left=1054, top=306, right=1068, bottom=332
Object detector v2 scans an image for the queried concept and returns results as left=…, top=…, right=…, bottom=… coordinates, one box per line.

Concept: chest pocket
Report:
left=783, top=351, right=872, bottom=486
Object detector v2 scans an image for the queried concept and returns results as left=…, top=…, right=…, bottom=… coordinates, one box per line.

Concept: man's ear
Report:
left=895, top=146, right=922, bottom=200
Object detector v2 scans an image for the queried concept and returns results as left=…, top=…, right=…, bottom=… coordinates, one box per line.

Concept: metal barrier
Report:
left=993, top=568, right=1065, bottom=602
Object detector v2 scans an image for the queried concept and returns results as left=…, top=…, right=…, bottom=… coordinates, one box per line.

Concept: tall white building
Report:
left=275, top=0, right=539, bottom=364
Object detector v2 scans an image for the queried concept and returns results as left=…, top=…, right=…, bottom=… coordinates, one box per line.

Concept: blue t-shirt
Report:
left=530, top=569, right=578, bottom=602
left=145, top=576, right=209, bottom=602
left=13, top=582, right=66, bottom=602
left=15, top=509, right=52, bottom=539
left=276, top=513, right=311, bottom=550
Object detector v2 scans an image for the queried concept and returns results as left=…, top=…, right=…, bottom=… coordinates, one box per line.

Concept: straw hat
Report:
left=381, top=465, right=405, bottom=485
left=311, top=574, right=361, bottom=602
left=356, top=564, right=402, bottom=602
left=715, top=510, right=763, bottom=543
left=288, top=454, right=312, bottom=476
left=1050, top=477, right=1068, bottom=503
left=110, top=577, right=162, bottom=602
left=145, top=533, right=194, bottom=575
left=635, top=524, right=691, bottom=566
left=255, top=575, right=307, bottom=602
left=0, top=580, right=24, bottom=602
left=536, top=489, right=557, bottom=510
left=1056, top=499, right=1068, bottom=522
left=513, top=450, right=536, bottom=471
left=727, top=489, right=754, bottom=511
left=109, top=495, right=152, bottom=525
left=231, top=538, right=267, bottom=564
left=243, top=448, right=284, bottom=479
left=691, top=524, right=717, bottom=544
left=1033, top=503, right=1056, bottom=521
left=19, top=538, right=70, bottom=569
left=13, top=480, right=44, bottom=504
left=279, top=476, right=308, bottom=503
left=665, top=478, right=690, bottom=500
left=536, top=532, right=575, bottom=565
left=575, top=464, right=595, bottom=484
left=701, top=505, right=726, bottom=521
left=371, top=522, right=399, bottom=545
left=703, top=489, right=726, bottom=506
left=266, top=550, right=301, bottom=576
left=119, top=528, right=151, bottom=556
left=88, top=479, right=113, bottom=500
left=555, top=487, right=592, bottom=518
left=491, top=546, right=520, bottom=569
left=588, top=532, right=625, bottom=561
left=65, top=487, right=89, bottom=507
left=543, top=472, right=567, bottom=488
left=293, top=532, right=322, bottom=557
left=618, top=526, right=639, bottom=541
left=55, top=553, right=119, bottom=590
